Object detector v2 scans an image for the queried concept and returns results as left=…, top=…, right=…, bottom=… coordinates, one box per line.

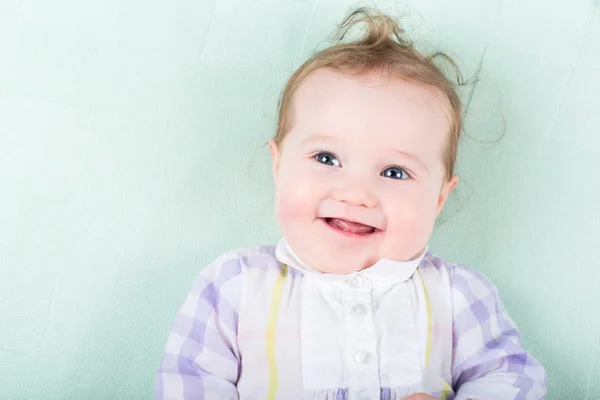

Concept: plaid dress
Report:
left=155, top=239, right=547, bottom=400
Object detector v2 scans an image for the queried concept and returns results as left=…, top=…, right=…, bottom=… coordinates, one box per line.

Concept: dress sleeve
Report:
left=154, top=253, right=243, bottom=400
left=450, top=264, right=548, bottom=400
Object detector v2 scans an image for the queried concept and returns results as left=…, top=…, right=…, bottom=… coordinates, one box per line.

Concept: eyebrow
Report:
left=391, top=149, right=429, bottom=172
left=300, top=134, right=335, bottom=146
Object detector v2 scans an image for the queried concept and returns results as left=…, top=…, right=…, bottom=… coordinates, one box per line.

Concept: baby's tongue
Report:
left=329, top=218, right=375, bottom=234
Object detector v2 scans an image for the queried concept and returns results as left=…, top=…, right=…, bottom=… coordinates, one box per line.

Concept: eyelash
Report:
left=312, top=151, right=412, bottom=180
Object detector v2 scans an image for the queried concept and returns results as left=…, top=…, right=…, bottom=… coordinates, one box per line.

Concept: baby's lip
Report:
left=320, top=216, right=382, bottom=232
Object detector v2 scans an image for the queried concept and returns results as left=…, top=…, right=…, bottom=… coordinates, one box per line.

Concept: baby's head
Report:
left=269, top=8, right=462, bottom=274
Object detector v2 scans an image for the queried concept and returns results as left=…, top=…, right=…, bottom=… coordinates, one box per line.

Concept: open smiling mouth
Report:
left=323, top=217, right=378, bottom=235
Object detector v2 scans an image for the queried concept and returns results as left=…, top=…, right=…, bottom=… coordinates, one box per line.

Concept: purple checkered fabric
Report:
left=155, top=245, right=547, bottom=399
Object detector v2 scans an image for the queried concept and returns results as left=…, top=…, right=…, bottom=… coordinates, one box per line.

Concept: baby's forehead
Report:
left=290, top=69, right=451, bottom=145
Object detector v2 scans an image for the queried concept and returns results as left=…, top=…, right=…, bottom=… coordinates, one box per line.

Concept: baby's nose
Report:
left=332, top=184, right=378, bottom=208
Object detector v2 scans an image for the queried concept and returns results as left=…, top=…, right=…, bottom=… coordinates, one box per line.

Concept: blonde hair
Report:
left=273, top=7, right=465, bottom=181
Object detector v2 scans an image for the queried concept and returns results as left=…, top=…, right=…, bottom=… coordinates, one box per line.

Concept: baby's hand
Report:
left=401, top=394, right=438, bottom=400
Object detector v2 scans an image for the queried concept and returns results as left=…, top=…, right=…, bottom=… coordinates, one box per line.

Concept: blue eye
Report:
left=315, top=152, right=340, bottom=167
left=382, top=167, right=410, bottom=180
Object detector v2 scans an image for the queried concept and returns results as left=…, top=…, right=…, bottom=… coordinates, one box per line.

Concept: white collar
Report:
left=274, top=237, right=427, bottom=285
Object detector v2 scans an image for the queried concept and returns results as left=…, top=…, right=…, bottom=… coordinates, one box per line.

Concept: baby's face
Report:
left=270, top=69, right=458, bottom=274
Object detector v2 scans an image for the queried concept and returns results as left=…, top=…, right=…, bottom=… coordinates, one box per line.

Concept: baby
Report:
left=155, top=8, right=547, bottom=400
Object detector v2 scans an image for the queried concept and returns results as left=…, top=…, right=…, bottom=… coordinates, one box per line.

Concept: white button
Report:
left=350, top=304, right=368, bottom=318
left=347, top=274, right=363, bottom=289
left=354, top=350, right=372, bottom=364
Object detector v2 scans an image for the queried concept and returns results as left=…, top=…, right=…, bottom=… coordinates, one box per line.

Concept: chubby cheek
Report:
left=381, top=190, right=438, bottom=259
left=274, top=167, right=320, bottom=226
left=274, top=191, right=304, bottom=227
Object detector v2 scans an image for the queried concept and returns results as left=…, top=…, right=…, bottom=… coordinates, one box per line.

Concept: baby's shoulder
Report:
left=419, top=251, right=499, bottom=294
left=199, top=244, right=285, bottom=279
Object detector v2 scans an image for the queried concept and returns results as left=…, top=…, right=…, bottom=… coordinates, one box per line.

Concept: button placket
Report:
left=342, top=276, right=380, bottom=399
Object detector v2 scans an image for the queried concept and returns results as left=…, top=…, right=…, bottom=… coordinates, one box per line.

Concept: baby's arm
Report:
left=450, top=265, right=548, bottom=400
left=154, top=253, right=243, bottom=400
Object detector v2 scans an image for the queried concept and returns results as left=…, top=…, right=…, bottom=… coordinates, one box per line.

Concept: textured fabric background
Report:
left=0, top=0, right=598, bottom=398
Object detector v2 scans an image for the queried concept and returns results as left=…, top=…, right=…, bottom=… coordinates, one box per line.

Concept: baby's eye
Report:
left=381, top=166, right=410, bottom=180
left=315, top=152, right=341, bottom=167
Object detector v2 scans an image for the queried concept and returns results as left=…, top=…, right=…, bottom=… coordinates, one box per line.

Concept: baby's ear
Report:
left=437, top=175, right=459, bottom=216
left=268, top=140, right=280, bottom=182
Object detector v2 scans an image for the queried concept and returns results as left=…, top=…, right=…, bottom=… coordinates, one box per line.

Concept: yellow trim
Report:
left=266, top=264, right=288, bottom=400
left=440, top=381, right=452, bottom=400
left=417, top=269, right=432, bottom=368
